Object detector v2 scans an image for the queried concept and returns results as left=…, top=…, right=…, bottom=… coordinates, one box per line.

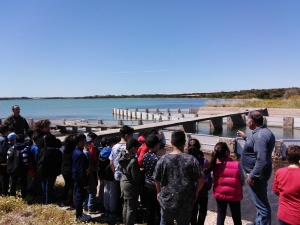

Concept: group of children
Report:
left=1, top=121, right=299, bottom=225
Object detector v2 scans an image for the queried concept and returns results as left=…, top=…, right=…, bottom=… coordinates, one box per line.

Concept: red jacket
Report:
left=213, top=158, right=243, bottom=201
left=137, top=143, right=149, bottom=168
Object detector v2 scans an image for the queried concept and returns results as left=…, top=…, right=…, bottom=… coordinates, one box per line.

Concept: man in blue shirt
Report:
left=238, top=110, right=275, bottom=225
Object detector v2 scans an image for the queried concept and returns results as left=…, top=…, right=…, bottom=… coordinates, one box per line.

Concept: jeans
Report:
left=84, top=174, right=97, bottom=210
left=41, top=175, right=57, bottom=204
left=248, top=179, right=271, bottom=225
left=216, top=199, right=242, bottom=225
left=10, top=169, right=28, bottom=198
left=123, top=198, right=138, bottom=225
left=74, top=181, right=87, bottom=219
left=160, top=208, right=192, bottom=225
left=103, top=180, right=118, bottom=217
left=144, top=185, right=161, bottom=225
left=191, top=196, right=208, bottom=225
left=0, top=165, right=9, bottom=195
left=98, top=180, right=104, bottom=206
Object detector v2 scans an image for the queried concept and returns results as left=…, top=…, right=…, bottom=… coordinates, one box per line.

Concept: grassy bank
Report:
left=206, top=96, right=300, bottom=108
left=0, top=180, right=103, bottom=225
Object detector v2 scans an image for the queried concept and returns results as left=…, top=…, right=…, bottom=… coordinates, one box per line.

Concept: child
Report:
left=142, top=134, right=161, bottom=225
left=98, top=136, right=117, bottom=219
left=83, top=135, right=99, bottom=214
left=206, top=142, right=245, bottom=225
left=72, top=133, right=91, bottom=222
left=188, top=145, right=212, bottom=225
left=273, top=145, right=300, bottom=225
left=119, top=138, right=142, bottom=225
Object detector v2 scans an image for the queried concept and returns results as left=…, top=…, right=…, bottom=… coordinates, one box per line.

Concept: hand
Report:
left=157, top=192, right=160, bottom=201
left=237, top=130, right=246, bottom=138
left=247, top=174, right=255, bottom=186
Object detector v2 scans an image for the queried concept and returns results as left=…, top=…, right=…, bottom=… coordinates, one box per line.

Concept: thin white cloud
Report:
left=103, top=69, right=172, bottom=74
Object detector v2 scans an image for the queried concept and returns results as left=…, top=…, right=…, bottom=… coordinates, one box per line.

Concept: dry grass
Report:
left=206, top=96, right=300, bottom=108
left=0, top=197, right=75, bottom=225
left=0, top=180, right=105, bottom=225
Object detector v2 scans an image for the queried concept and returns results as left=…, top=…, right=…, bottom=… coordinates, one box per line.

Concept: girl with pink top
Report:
left=205, top=142, right=245, bottom=225
left=273, top=145, right=300, bottom=225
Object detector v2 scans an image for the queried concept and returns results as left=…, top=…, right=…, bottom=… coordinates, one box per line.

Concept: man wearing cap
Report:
left=4, top=105, right=29, bottom=135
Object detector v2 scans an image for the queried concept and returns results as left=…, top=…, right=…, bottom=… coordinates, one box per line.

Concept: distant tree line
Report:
left=1, top=87, right=299, bottom=100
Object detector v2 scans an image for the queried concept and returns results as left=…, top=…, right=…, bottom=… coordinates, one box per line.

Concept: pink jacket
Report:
left=213, top=158, right=243, bottom=201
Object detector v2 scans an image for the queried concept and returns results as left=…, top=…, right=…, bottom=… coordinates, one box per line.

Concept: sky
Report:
left=1, top=0, right=300, bottom=97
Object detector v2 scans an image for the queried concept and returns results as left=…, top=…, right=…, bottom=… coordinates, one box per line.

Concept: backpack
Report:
left=7, top=145, right=29, bottom=174
left=37, top=136, right=62, bottom=178
left=98, top=156, right=114, bottom=181
left=0, top=136, right=9, bottom=163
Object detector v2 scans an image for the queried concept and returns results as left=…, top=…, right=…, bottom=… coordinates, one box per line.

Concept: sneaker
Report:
left=77, top=214, right=91, bottom=222
left=88, top=209, right=100, bottom=214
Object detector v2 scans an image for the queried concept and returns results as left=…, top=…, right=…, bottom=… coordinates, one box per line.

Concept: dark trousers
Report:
left=116, top=180, right=123, bottom=219
left=74, top=181, right=87, bottom=219
left=0, top=165, right=9, bottom=195
left=123, top=198, right=138, bottom=225
left=216, top=199, right=242, bottom=225
left=144, top=186, right=161, bottom=225
left=10, top=169, right=28, bottom=198
left=191, top=196, right=208, bottom=225
left=41, top=175, right=57, bottom=204
left=62, top=173, right=74, bottom=205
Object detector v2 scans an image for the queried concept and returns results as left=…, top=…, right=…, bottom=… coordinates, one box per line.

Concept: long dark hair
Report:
left=204, top=142, right=230, bottom=173
left=64, top=134, right=76, bottom=154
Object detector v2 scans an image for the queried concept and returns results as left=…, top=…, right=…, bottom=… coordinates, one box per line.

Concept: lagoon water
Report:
left=1, top=98, right=300, bottom=139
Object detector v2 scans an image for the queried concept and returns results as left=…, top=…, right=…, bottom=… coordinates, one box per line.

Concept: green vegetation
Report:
left=206, top=96, right=300, bottom=108
left=1, top=87, right=299, bottom=100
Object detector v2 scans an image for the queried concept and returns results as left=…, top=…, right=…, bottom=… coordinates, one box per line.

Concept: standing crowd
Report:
left=0, top=105, right=300, bottom=225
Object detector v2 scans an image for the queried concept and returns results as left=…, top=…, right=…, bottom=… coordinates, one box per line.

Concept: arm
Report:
left=194, top=177, right=205, bottom=201
left=237, top=130, right=247, bottom=140
left=110, top=160, right=115, bottom=174
left=238, top=163, right=246, bottom=186
left=250, top=134, right=270, bottom=180
left=155, top=180, right=161, bottom=200
left=272, top=171, right=280, bottom=196
left=131, top=160, right=142, bottom=183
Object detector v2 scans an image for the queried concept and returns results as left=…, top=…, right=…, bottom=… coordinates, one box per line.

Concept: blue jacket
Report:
left=241, top=125, right=275, bottom=180
left=72, top=147, right=90, bottom=186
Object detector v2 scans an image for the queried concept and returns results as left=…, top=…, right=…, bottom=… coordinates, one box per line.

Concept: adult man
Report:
left=154, top=130, right=205, bottom=225
left=4, top=105, right=29, bottom=135
left=237, top=110, right=275, bottom=225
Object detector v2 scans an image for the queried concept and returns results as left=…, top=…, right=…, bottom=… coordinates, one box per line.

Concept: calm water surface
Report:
left=1, top=98, right=299, bottom=139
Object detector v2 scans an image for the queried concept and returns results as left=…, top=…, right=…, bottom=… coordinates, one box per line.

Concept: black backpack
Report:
left=37, top=136, right=62, bottom=178
left=98, top=156, right=114, bottom=181
left=7, top=145, right=29, bottom=174
left=0, top=136, right=9, bottom=163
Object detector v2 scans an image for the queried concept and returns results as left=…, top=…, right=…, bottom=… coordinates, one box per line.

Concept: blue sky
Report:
left=1, top=0, right=299, bottom=97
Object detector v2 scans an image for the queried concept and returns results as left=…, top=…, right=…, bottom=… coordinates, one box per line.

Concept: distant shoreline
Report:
left=1, top=87, right=299, bottom=100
